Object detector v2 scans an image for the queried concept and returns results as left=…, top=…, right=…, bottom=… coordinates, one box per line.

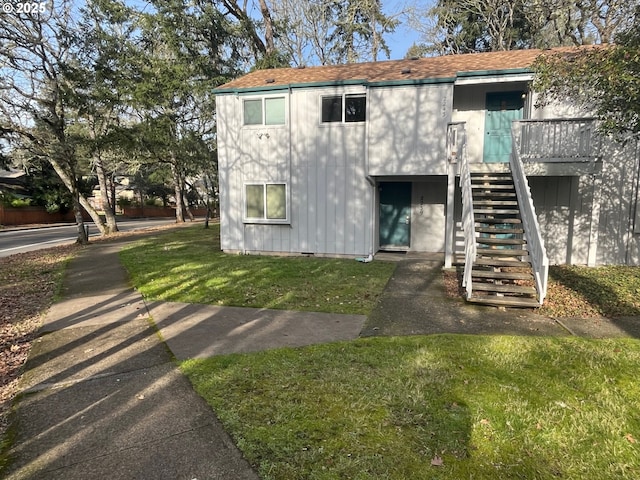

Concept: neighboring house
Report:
left=90, top=175, right=136, bottom=213
left=214, top=47, right=640, bottom=307
left=0, top=168, right=28, bottom=199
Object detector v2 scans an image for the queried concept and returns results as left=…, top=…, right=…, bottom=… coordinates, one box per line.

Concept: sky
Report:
left=385, top=22, right=423, bottom=60
left=382, top=0, right=426, bottom=60
left=126, top=0, right=428, bottom=62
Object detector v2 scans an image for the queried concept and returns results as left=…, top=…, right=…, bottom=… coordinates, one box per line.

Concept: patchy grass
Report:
left=119, top=224, right=395, bottom=315
left=0, top=245, right=77, bottom=442
left=182, top=335, right=640, bottom=480
left=541, top=265, right=640, bottom=318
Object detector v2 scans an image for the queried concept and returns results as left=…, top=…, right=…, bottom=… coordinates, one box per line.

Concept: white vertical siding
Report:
left=528, top=142, right=640, bottom=266
left=368, top=84, right=453, bottom=175
left=529, top=176, right=588, bottom=265
left=529, top=91, right=590, bottom=119
left=218, top=80, right=640, bottom=264
left=410, top=179, right=447, bottom=252
left=217, top=94, right=242, bottom=252
left=217, top=87, right=373, bottom=256
left=595, top=140, right=640, bottom=265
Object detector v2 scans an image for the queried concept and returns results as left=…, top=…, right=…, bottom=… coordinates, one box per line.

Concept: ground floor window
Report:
left=244, top=182, right=288, bottom=223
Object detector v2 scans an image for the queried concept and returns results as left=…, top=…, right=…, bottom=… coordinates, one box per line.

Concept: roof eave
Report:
left=214, top=67, right=536, bottom=95
left=215, top=76, right=459, bottom=94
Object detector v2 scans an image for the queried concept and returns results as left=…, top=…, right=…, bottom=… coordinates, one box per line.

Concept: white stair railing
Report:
left=453, top=124, right=476, bottom=300
left=510, top=126, right=549, bottom=304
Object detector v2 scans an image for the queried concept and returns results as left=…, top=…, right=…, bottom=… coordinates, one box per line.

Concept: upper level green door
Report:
left=483, top=92, right=524, bottom=163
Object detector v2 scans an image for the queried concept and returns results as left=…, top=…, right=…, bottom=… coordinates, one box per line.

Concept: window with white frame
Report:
left=244, top=183, right=288, bottom=222
left=321, top=93, right=366, bottom=123
left=243, top=97, right=286, bottom=126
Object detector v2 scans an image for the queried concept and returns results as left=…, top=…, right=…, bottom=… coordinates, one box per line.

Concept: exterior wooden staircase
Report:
left=468, top=172, right=540, bottom=308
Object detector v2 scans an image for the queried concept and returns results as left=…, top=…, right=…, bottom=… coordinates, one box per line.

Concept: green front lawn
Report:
left=120, top=223, right=640, bottom=479
left=119, top=224, right=395, bottom=315
left=182, top=335, right=640, bottom=479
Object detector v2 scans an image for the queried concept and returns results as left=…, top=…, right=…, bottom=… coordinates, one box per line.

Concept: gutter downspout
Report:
left=365, top=84, right=375, bottom=257
left=627, top=137, right=640, bottom=264
left=288, top=84, right=293, bottom=232
left=236, top=92, right=247, bottom=255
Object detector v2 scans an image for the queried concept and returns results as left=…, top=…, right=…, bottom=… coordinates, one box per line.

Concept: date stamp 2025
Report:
left=2, top=2, right=48, bottom=14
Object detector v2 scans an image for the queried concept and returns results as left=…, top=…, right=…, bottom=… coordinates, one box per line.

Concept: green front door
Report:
left=379, top=182, right=411, bottom=248
left=483, top=92, right=524, bottom=163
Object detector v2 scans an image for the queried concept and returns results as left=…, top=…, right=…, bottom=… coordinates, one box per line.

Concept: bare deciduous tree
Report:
left=0, top=2, right=108, bottom=242
left=407, top=0, right=637, bottom=55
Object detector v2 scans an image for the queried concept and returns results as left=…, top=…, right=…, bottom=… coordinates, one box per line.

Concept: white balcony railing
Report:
left=513, top=118, right=600, bottom=162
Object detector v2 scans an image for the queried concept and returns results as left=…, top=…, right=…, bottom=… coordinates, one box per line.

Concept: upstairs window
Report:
left=243, top=97, right=286, bottom=126
left=321, top=94, right=366, bottom=123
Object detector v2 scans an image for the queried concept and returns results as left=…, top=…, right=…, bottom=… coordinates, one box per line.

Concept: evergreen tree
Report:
left=533, top=9, right=640, bottom=139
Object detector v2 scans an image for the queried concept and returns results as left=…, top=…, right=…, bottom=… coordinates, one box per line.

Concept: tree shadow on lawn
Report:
left=544, top=265, right=640, bottom=312
left=540, top=265, right=640, bottom=339
left=120, top=229, right=393, bottom=315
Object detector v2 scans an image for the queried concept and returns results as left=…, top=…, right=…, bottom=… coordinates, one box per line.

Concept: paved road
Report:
left=0, top=218, right=176, bottom=258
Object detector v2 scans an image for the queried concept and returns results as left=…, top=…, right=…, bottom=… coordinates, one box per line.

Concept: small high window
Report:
left=243, top=97, right=286, bottom=126
left=321, top=94, right=366, bottom=123
left=345, top=95, right=366, bottom=122
left=245, top=183, right=288, bottom=222
left=321, top=96, right=342, bottom=123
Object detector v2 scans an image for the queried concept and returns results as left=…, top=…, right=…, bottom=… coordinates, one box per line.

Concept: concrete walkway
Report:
left=4, top=241, right=364, bottom=480
left=363, top=252, right=640, bottom=339
left=4, top=243, right=639, bottom=479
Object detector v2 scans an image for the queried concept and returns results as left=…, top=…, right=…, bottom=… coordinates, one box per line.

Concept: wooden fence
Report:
left=1, top=205, right=210, bottom=226
left=0, top=206, right=78, bottom=226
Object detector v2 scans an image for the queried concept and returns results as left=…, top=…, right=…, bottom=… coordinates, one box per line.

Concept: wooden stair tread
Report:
left=476, top=226, right=524, bottom=234
left=471, top=270, right=533, bottom=280
left=468, top=295, right=541, bottom=308
left=475, top=258, right=531, bottom=267
left=475, top=217, right=522, bottom=224
left=473, top=200, right=519, bottom=206
left=472, top=184, right=515, bottom=190
left=474, top=208, right=521, bottom=215
left=473, top=192, right=518, bottom=199
left=477, top=237, right=526, bottom=246
left=477, top=248, right=529, bottom=257
left=471, top=175, right=513, bottom=181
left=471, top=282, right=536, bottom=294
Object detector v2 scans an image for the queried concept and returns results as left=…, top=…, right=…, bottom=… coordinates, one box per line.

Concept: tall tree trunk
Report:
left=72, top=192, right=88, bottom=245
left=258, top=0, right=276, bottom=54
left=222, top=0, right=267, bottom=59
left=78, top=194, right=108, bottom=236
left=184, top=191, right=194, bottom=221
left=48, top=156, right=108, bottom=236
left=88, top=116, right=118, bottom=234
left=109, top=175, right=117, bottom=213
left=200, top=176, right=212, bottom=228
left=94, top=154, right=118, bottom=233
left=171, top=160, right=185, bottom=223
